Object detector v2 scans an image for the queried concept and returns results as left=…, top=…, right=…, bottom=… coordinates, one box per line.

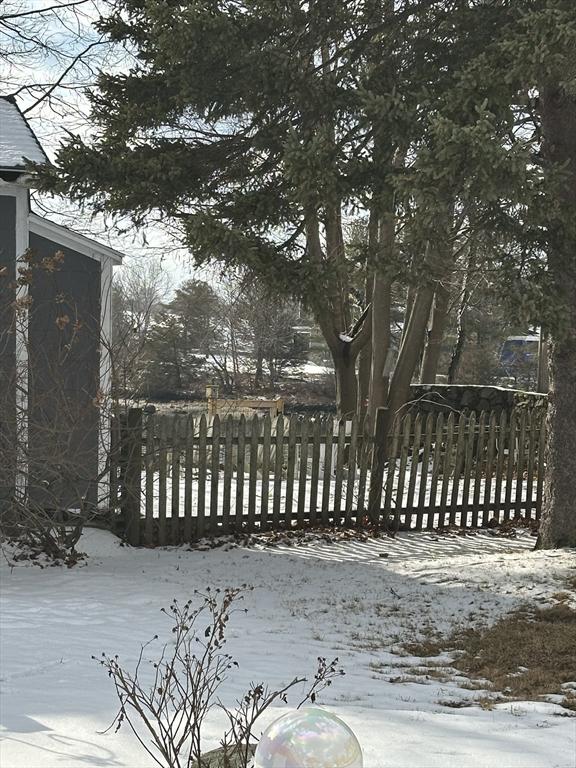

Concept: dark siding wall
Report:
left=28, top=233, right=101, bottom=509
left=0, top=196, right=16, bottom=504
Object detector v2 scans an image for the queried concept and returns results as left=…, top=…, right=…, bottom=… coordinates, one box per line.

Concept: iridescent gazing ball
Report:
left=254, top=707, right=363, bottom=768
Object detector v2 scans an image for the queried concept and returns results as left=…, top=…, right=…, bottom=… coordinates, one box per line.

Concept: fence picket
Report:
left=197, top=415, right=207, bottom=537
left=414, top=413, right=432, bottom=529
left=284, top=416, right=298, bottom=524
left=144, top=414, right=155, bottom=545
left=247, top=415, right=260, bottom=530
left=383, top=417, right=402, bottom=525
left=525, top=411, right=537, bottom=519
left=222, top=416, right=234, bottom=533
left=122, top=410, right=142, bottom=546
left=482, top=412, right=498, bottom=526
left=503, top=409, right=517, bottom=521
left=170, top=416, right=182, bottom=543
left=405, top=413, right=422, bottom=528
left=515, top=410, right=528, bottom=519
left=344, top=415, right=359, bottom=526
left=438, top=412, right=455, bottom=529
left=297, top=417, right=309, bottom=527
left=321, top=418, right=334, bottom=523
left=492, top=410, right=507, bottom=524
left=471, top=411, right=487, bottom=528
left=333, top=419, right=347, bottom=521
left=261, top=414, right=272, bottom=531
left=309, top=418, right=322, bottom=525
left=209, top=415, right=221, bottom=532
left=109, top=416, right=120, bottom=514
left=427, top=412, right=444, bottom=529
left=355, top=417, right=369, bottom=523
left=536, top=411, right=546, bottom=519
left=235, top=415, right=246, bottom=527
left=157, top=416, right=168, bottom=546
left=459, top=411, right=476, bottom=528
left=450, top=412, right=467, bottom=527
left=272, top=415, right=284, bottom=527
left=393, top=414, right=412, bottom=531
left=183, top=415, right=194, bottom=542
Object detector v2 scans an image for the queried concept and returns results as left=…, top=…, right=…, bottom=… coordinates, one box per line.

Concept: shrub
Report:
left=95, top=587, right=343, bottom=768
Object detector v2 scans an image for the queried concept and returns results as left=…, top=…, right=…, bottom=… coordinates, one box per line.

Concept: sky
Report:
left=0, top=0, right=206, bottom=294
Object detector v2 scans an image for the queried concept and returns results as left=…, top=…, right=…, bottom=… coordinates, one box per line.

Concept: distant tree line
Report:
left=112, top=269, right=310, bottom=399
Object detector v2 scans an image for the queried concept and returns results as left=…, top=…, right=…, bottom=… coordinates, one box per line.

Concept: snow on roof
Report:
left=0, top=96, right=48, bottom=171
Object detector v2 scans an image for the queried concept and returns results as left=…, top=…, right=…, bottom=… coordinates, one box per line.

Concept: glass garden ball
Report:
left=254, top=707, right=363, bottom=768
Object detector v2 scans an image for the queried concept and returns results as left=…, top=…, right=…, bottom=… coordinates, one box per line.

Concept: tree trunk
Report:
left=536, top=79, right=576, bottom=549
left=536, top=330, right=549, bottom=393
left=331, top=343, right=358, bottom=419
left=366, top=186, right=395, bottom=422
left=401, top=284, right=415, bottom=348
left=255, top=348, right=264, bottom=389
left=447, top=298, right=468, bottom=384
left=420, top=283, right=450, bottom=384
left=357, top=273, right=373, bottom=416
left=386, top=282, right=435, bottom=426
left=357, top=343, right=371, bottom=416
left=368, top=271, right=391, bottom=418
left=447, top=248, right=474, bottom=384
left=305, top=209, right=366, bottom=419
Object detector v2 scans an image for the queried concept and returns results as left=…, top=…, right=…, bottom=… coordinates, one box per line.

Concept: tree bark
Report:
left=368, top=271, right=391, bottom=417
left=536, top=329, right=549, bottom=393
left=255, top=348, right=264, bottom=389
left=368, top=198, right=394, bottom=421
left=305, top=209, right=369, bottom=418
left=357, top=341, right=371, bottom=416
left=536, top=79, right=576, bottom=549
left=331, top=342, right=358, bottom=419
left=386, top=281, right=435, bottom=427
left=448, top=287, right=468, bottom=384
left=420, top=283, right=450, bottom=384
left=366, top=171, right=397, bottom=422
left=401, top=284, right=415, bottom=348
left=357, top=273, right=373, bottom=416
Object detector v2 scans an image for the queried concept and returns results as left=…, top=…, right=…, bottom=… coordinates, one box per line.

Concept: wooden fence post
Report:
left=108, top=414, right=120, bottom=514
left=121, top=408, right=142, bottom=546
left=367, top=407, right=389, bottom=524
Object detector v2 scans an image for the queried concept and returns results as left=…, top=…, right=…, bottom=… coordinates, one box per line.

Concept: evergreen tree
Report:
left=439, top=1, right=576, bottom=547
left=38, top=0, right=491, bottom=417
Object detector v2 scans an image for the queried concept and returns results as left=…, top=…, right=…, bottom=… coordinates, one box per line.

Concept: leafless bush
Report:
left=95, top=587, right=344, bottom=768
left=1, top=499, right=85, bottom=566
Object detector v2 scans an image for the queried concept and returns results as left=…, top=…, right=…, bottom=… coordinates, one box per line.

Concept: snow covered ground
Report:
left=1, top=529, right=574, bottom=768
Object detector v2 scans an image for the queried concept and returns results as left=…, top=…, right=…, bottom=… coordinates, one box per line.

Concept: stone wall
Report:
left=282, top=384, right=548, bottom=417
left=407, top=384, right=547, bottom=415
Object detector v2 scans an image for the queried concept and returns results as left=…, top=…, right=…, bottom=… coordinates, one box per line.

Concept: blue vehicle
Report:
left=499, top=334, right=539, bottom=375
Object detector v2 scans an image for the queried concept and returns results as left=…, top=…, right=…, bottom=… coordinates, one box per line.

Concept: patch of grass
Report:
left=565, top=573, right=576, bottom=592
left=562, top=691, right=576, bottom=711
left=551, top=592, right=572, bottom=603
left=452, top=604, right=576, bottom=708
left=401, top=638, right=444, bottom=657
left=401, top=604, right=576, bottom=711
left=437, top=694, right=502, bottom=710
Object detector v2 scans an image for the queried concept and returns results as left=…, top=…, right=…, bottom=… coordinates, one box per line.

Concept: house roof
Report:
left=0, top=96, right=49, bottom=172
left=29, top=213, right=124, bottom=265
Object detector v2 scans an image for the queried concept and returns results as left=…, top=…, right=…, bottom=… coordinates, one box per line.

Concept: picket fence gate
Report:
left=109, top=406, right=546, bottom=546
